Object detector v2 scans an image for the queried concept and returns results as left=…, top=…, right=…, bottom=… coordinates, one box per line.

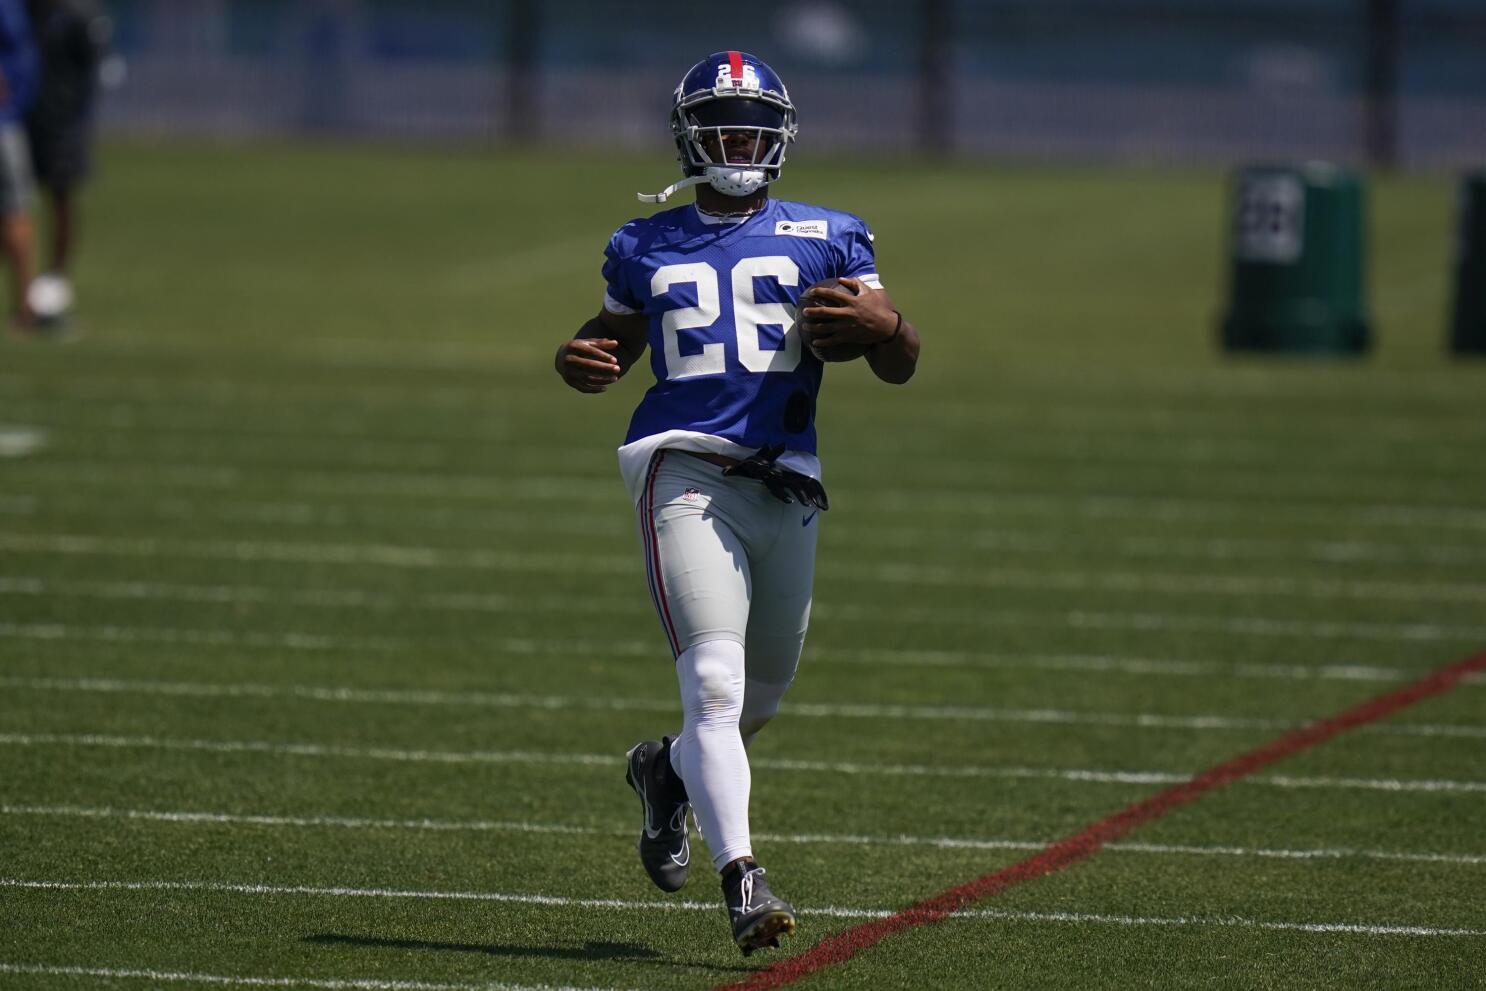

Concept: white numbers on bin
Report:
left=650, top=257, right=801, bottom=380
left=1236, top=175, right=1306, bottom=264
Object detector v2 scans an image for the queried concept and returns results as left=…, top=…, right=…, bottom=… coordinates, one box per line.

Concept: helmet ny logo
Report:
left=715, top=62, right=760, bottom=91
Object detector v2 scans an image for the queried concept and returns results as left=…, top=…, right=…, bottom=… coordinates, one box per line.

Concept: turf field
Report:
left=1, top=141, right=1483, bottom=990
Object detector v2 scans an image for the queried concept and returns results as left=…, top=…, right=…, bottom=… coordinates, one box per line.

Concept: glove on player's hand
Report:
left=722, top=443, right=830, bottom=511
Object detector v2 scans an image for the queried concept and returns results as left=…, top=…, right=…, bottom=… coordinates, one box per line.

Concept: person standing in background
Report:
left=0, top=0, right=37, bottom=334
left=24, top=0, right=111, bottom=329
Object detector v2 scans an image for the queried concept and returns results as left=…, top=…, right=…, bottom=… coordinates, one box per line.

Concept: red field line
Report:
left=717, top=649, right=1486, bottom=991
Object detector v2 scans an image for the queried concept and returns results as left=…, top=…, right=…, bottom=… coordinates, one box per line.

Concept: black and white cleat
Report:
left=624, top=737, right=692, bottom=893
left=724, top=863, right=796, bottom=956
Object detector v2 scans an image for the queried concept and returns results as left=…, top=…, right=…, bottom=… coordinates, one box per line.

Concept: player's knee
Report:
left=679, top=639, right=746, bottom=721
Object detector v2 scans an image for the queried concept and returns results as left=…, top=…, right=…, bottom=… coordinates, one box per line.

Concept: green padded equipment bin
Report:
left=1221, top=164, right=1370, bottom=354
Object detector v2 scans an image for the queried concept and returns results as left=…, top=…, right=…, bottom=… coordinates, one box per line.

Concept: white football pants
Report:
left=636, top=450, right=818, bottom=868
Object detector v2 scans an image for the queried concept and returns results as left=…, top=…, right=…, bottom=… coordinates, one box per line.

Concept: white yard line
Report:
left=3, top=576, right=1479, bottom=687
left=952, top=529, right=1486, bottom=569
left=0, top=388, right=1468, bottom=445
left=4, top=598, right=1471, bottom=689
left=8, top=463, right=621, bottom=503
left=89, top=498, right=622, bottom=538
left=880, top=491, right=1486, bottom=530
left=0, top=964, right=622, bottom=991
left=0, top=576, right=578, bottom=611
left=3, top=562, right=1482, bottom=609
left=822, top=648, right=1475, bottom=686
left=5, top=531, right=1484, bottom=612
left=823, top=604, right=1486, bottom=642
left=1, top=880, right=1480, bottom=938
left=25, top=430, right=1486, bottom=497
left=7, top=531, right=1486, bottom=639
left=7, top=369, right=1479, bottom=413
left=23, top=414, right=1486, bottom=485
left=5, top=608, right=1486, bottom=665
left=78, top=435, right=467, bottom=472
left=5, top=803, right=1481, bottom=867
left=12, top=460, right=1486, bottom=530
left=6, top=575, right=1481, bottom=687
left=0, top=623, right=404, bottom=653
left=8, top=486, right=1486, bottom=570
left=856, top=564, right=1486, bottom=600
left=0, top=533, right=631, bottom=572
left=0, top=378, right=509, bottom=409
left=2, top=733, right=1482, bottom=794
left=4, top=621, right=1484, bottom=695
left=7, top=468, right=1486, bottom=569
left=948, top=908, right=1486, bottom=937
left=0, top=804, right=592, bottom=837
left=7, top=675, right=1482, bottom=740
left=0, top=403, right=511, bottom=442
left=1063, top=611, right=1486, bottom=642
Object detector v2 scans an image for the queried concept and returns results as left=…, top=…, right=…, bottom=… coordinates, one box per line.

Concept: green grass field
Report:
left=1, top=141, right=1483, bottom=990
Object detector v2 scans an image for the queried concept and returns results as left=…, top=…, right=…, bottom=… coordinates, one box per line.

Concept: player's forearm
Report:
left=866, top=315, right=920, bottom=384
left=608, top=340, right=645, bottom=375
left=592, top=312, right=650, bottom=375
left=571, top=319, right=643, bottom=376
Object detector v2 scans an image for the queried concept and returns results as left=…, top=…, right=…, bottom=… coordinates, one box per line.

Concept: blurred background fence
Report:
left=101, top=0, right=1485, bottom=168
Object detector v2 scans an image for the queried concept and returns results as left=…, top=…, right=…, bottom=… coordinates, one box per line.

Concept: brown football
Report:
left=798, top=278, right=871, bottom=362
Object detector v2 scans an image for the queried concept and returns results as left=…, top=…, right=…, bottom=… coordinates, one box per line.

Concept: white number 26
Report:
left=649, top=256, right=801, bottom=380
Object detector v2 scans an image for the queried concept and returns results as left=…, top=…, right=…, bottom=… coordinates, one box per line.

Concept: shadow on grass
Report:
left=304, top=932, right=754, bottom=972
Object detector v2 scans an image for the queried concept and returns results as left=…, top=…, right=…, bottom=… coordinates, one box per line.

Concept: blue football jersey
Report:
left=603, top=198, right=879, bottom=500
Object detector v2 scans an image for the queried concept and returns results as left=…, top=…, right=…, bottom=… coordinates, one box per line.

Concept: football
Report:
left=798, top=277, right=871, bottom=362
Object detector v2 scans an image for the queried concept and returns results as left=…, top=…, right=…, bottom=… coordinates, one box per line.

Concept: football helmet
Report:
left=639, top=51, right=798, bottom=203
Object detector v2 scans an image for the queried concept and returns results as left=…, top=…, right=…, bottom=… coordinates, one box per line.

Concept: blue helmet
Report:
left=639, top=51, right=799, bottom=204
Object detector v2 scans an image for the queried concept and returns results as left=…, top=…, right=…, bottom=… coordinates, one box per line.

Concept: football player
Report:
left=24, top=0, right=115, bottom=328
left=0, top=0, right=37, bottom=333
left=553, top=50, right=919, bottom=956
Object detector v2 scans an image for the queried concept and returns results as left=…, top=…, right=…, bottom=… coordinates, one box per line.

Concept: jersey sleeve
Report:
left=601, top=225, right=643, bottom=315
left=835, top=216, right=882, bottom=289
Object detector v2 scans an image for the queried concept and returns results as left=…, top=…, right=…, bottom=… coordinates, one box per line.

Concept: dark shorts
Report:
left=26, top=115, right=94, bottom=188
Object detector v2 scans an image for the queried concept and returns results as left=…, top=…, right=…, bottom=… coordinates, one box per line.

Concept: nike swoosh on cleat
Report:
left=638, top=780, right=662, bottom=839
left=669, top=842, right=689, bottom=867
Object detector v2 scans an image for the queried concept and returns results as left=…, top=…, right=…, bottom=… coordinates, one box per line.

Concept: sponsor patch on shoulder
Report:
left=775, top=219, right=828, bottom=240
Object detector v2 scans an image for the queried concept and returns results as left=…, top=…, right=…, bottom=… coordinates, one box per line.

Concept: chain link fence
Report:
left=101, top=0, right=1485, bottom=167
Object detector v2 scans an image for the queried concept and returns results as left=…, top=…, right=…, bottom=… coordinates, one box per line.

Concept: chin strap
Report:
left=637, top=175, right=709, bottom=204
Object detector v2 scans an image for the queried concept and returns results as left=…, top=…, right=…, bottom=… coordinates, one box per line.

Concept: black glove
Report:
left=722, top=443, right=830, bottom=510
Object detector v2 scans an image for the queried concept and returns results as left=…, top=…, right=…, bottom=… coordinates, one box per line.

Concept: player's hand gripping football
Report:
left=799, top=277, right=900, bottom=352
left=555, top=337, right=623, bottom=394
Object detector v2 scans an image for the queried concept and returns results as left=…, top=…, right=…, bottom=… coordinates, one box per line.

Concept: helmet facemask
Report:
left=674, top=94, right=797, bottom=198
